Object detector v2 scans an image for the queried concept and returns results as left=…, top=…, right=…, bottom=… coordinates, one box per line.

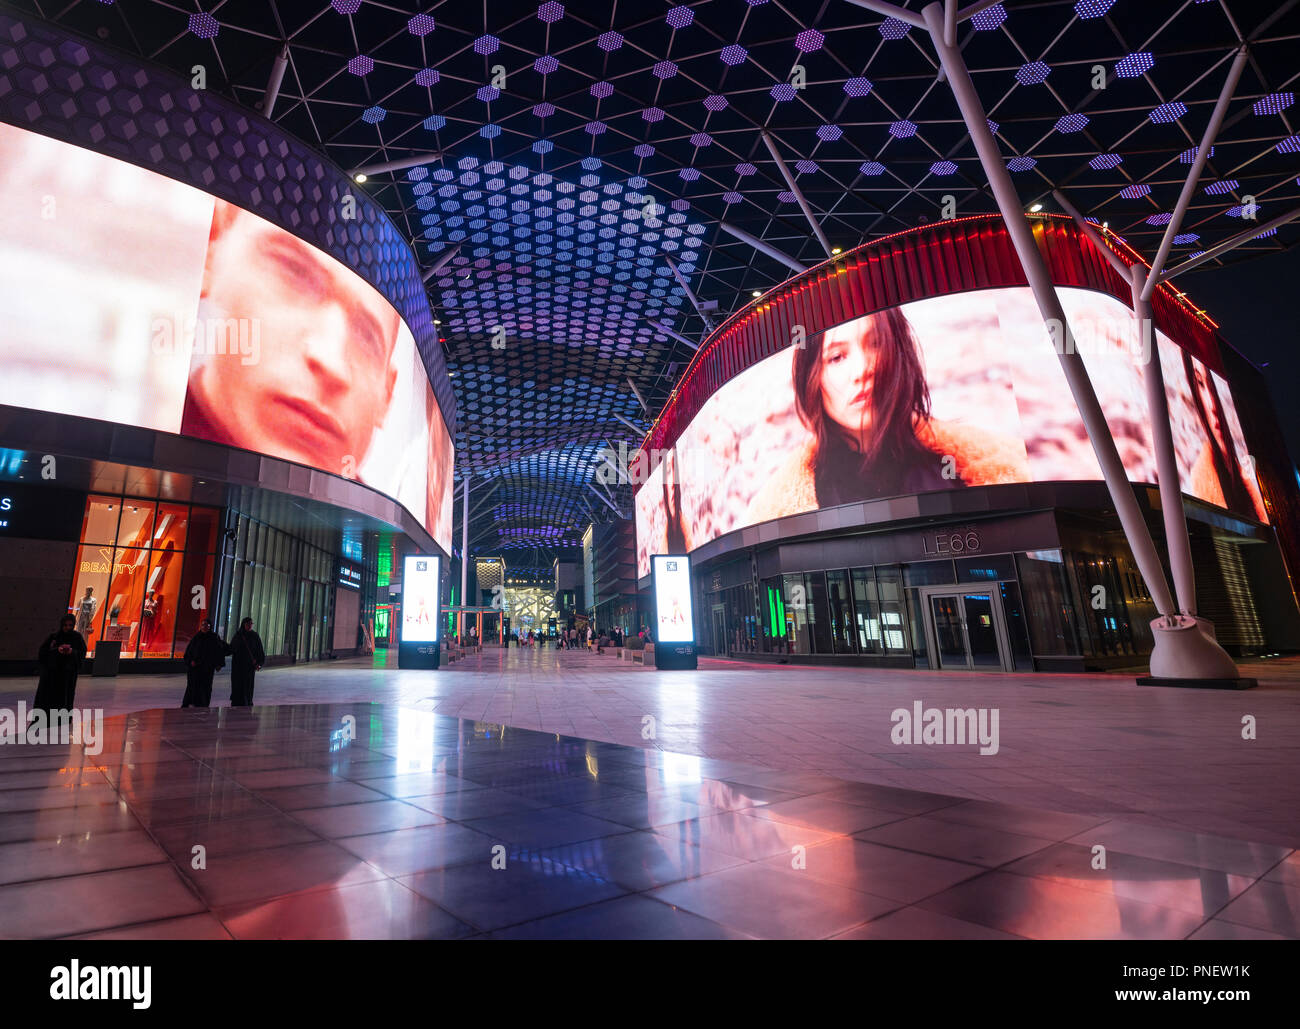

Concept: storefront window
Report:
left=782, top=573, right=812, bottom=654
left=998, top=580, right=1035, bottom=671
left=1014, top=550, right=1082, bottom=656
left=826, top=570, right=856, bottom=654
left=805, top=572, right=833, bottom=654
left=67, top=496, right=220, bottom=659
left=851, top=567, right=880, bottom=653
left=875, top=566, right=909, bottom=653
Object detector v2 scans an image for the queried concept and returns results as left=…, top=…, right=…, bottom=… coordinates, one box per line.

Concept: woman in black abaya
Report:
left=33, top=614, right=87, bottom=715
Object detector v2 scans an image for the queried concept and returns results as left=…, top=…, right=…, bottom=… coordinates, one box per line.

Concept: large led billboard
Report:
left=0, top=121, right=454, bottom=554
left=652, top=554, right=696, bottom=645
left=401, top=555, right=441, bottom=644
left=635, top=287, right=1267, bottom=577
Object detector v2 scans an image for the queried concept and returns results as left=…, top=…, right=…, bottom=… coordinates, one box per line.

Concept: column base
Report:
left=1144, top=614, right=1246, bottom=684
left=1137, top=675, right=1257, bottom=690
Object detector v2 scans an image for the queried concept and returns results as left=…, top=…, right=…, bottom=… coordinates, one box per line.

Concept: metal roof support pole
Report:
left=263, top=46, right=289, bottom=120
left=1053, top=188, right=1199, bottom=621
left=1160, top=205, right=1300, bottom=281
left=665, top=256, right=715, bottom=331
left=760, top=131, right=834, bottom=258
left=718, top=222, right=808, bottom=275
left=920, top=3, right=1242, bottom=680
left=647, top=319, right=700, bottom=351
left=460, top=476, right=469, bottom=643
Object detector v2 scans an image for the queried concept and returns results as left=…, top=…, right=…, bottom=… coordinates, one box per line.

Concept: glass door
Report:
left=926, top=590, right=1011, bottom=670
left=711, top=603, right=727, bottom=656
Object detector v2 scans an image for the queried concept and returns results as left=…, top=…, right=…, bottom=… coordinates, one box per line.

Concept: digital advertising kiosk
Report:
left=651, top=554, right=697, bottom=670
left=398, top=554, right=441, bottom=669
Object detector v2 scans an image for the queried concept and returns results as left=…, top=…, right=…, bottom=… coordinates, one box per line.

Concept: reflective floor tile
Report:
left=151, top=812, right=320, bottom=862
left=0, top=802, right=141, bottom=844
left=856, top=815, right=1056, bottom=867
left=180, top=840, right=387, bottom=908
left=291, top=800, right=444, bottom=838
left=809, top=783, right=966, bottom=816
left=1188, top=918, right=1295, bottom=941
left=353, top=773, right=484, bottom=800
left=918, top=870, right=1207, bottom=940
left=563, top=829, right=745, bottom=891
left=929, top=799, right=1110, bottom=840
left=654, top=811, right=837, bottom=860
left=337, top=823, right=498, bottom=877
left=217, top=879, right=473, bottom=940
left=1068, top=820, right=1293, bottom=877
left=649, top=862, right=897, bottom=939
left=254, top=781, right=390, bottom=811
left=760, top=837, right=984, bottom=904
left=568, top=793, right=724, bottom=830
left=742, top=795, right=906, bottom=835
left=399, top=857, right=628, bottom=931
left=1211, top=879, right=1300, bottom=937
left=491, top=894, right=754, bottom=940
left=1003, top=842, right=1256, bottom=917
left=71, top=913, right=235, bottom=940
left=833, top=906, right=1023, bottom=940
left=0, top=828, right=167, bottom=886
left=462, top=809, right=632, bottom=849
left=0, top=864, right=205, bottom=940
left=231, top=767, right=341, bottom=789
left=404, top=787, right=546, bottom=821
left=0, top=782, right=123, bottom=813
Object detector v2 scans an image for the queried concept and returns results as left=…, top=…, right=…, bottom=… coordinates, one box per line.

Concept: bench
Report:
left=631, top=643, right=654, bottom=665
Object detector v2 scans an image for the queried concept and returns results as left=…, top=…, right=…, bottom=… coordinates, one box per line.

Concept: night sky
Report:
left=1183, top=244, right=1300, bottom=467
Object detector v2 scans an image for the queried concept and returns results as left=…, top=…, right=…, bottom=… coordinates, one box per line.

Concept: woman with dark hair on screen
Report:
left=660, top=445, right=691, bottom=554
left=1181, top=350, right=1267, bottom=522
left=747, top=307, right=1028, bottom=523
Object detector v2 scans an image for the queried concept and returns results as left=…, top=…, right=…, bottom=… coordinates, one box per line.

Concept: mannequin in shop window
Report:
left=75, top=587, right=98, bottom=640
left=141, top=589, right=159, bottom=647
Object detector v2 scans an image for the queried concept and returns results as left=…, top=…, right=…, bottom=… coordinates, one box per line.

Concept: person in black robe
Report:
left=228, top=617, right=266, bottom=707
left=181, top=619, right=228, bottom=708
left=32, top=615, right=88, bottom=717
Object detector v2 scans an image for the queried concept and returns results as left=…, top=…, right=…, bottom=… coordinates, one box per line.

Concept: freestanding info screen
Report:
left=398, top=554, right=441, bottom=669
left=651, top=554, right=697, bottom=670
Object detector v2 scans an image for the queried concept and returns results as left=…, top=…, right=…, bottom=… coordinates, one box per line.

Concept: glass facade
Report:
left=216, top=489, right=339, bottom=663
left=67, top=495, right=220, bottom=659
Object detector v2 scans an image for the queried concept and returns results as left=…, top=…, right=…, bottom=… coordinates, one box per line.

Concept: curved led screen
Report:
left=635, top=286, right=1267, bottom=578
left=0, top=122, right=454, bottom=554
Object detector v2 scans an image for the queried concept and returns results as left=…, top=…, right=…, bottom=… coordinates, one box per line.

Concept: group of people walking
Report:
left=30, top=613, right=267, bottom=717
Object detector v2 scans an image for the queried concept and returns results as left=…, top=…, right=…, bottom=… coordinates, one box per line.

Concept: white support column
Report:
left=262, top=46, right=289, bottom=120
left=460, top=476, right=469, bottom=642
left=761, top=131, right=834, bottom=257
left=718, top=222, right=808, bottom=275
left=922, top=1, right=1241, bottom=680
left=1161, top=205, right=1300, bottom=281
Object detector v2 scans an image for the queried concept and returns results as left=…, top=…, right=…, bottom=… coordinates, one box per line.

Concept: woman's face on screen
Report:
left=1193, top=361, right=1226, bottom=452
left=819, top=318, right=882, bottom=444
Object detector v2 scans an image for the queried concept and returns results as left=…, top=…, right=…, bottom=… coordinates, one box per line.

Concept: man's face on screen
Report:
left=193, top=204, right=400, bottom=476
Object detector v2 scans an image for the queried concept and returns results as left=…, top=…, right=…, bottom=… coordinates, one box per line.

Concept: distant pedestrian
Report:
left=182, top=619, right=228, bottom=708
left=32, top=614, right=87, bottom=717
left=229, top=617, right=265, bottom=707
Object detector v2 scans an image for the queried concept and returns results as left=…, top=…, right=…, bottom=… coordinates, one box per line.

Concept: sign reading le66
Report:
left=922, top=529, right=981, bottom=556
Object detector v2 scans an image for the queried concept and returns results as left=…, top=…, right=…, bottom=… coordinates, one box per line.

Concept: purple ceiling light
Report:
left=188, top=12, right=219, bottom=39
left=722, top=191, right=743, bottom=204
left=474, top=35, right=500, bottom=55
left=1074, top=0, right=1116, bottom=17
left=476, top=85, right=500, bottom=102
left=1173, top=233, right=1199, bottom=245
left=597, top=31, right=624, bottom=51
left=930, top=160, right=958, bottom=176
left=703, top=95, right=729, bottom=111
left=407, top=13, right=435, bottom=36
left=860, top=161, right=886, bottom=176
left=689, top=132, right=713, bottom=147
left=480, top=124, right=501, bottom=139
left=331, top=0, right=361, bottom=13
left=888, top=119, right=917, bottom=138
left=590, top=81, right=614, bottom=99
left=1253, top=92, right=1294, bottom=115
left=653, top=60, right=678, bottom=79
left=633, top=144, right=656, bottom=158
left=771, top=83, right=797, bottom=102
left=1055, top=113, right=1089, bottom=133
left=347, top=55, right=373, bottom=76
left=537, top=2, right=565, bottom=23
left=1203, top=179, right=1238, bottom=195
left=794, top=160, right=818, bottom=174
left=735, top=162, right=757, bottom=176
left=1177, top=144, right=1212, bottom=163
left=795, top=29, right=825, bottom=52
left=816, top=125, right=843, bottom=141
left=878, top=17, right=910, bottom=39
left=585, top=121, right=607, bottom=135
left=532, top=140, right=553, bottom=154
left=423, top=115, right=446, bottom=131
left=1277, top=135, right=1300, bottom=153
left=720, top=45, right=748, bottom=66
left=1088, top=152, right=1122, bottom=170
left=641, top=107, right=665, bottom=122
left=533, top=101, right=556, bottom=118
left=534, top=55, right=559, bottom=75
left=415, top=68, right=439, bottom=86
left=1016, top=61, right=1051, bottom=85
left=970, top=4, right=1007, bottom=30
left=1149, top=101, right=1187, bottom=123
left=777, top=191, right=797, bottom=204
left=1006, top=156, right=1036, bottom=172
left=666, top=6, right=694, bottom=29
left=1119, top=184, right=1151, bottom=198
left=1115, top=52, right=1153, bottom=78
left=680, top=168, right=701, bottom=181
left=1145, top=213, right=1171, bottom=225
left=843, top=77, right=872, bottom=97
left=361, top=106, right=385, bottom=124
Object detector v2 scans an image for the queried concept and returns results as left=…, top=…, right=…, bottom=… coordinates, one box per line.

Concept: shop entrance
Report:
left=710, top=603, right=727, bottom=656
left=922, top=587, right=1012, bottom=671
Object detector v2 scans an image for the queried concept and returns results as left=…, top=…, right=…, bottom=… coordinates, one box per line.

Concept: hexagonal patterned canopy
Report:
left=22, top=0, right=1299, bottom=559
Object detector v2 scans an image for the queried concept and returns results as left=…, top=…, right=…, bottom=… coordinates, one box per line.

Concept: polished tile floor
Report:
left=0, top=701, right=1296, bottom=939
left=3, top=647, right=1298, bottom=846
